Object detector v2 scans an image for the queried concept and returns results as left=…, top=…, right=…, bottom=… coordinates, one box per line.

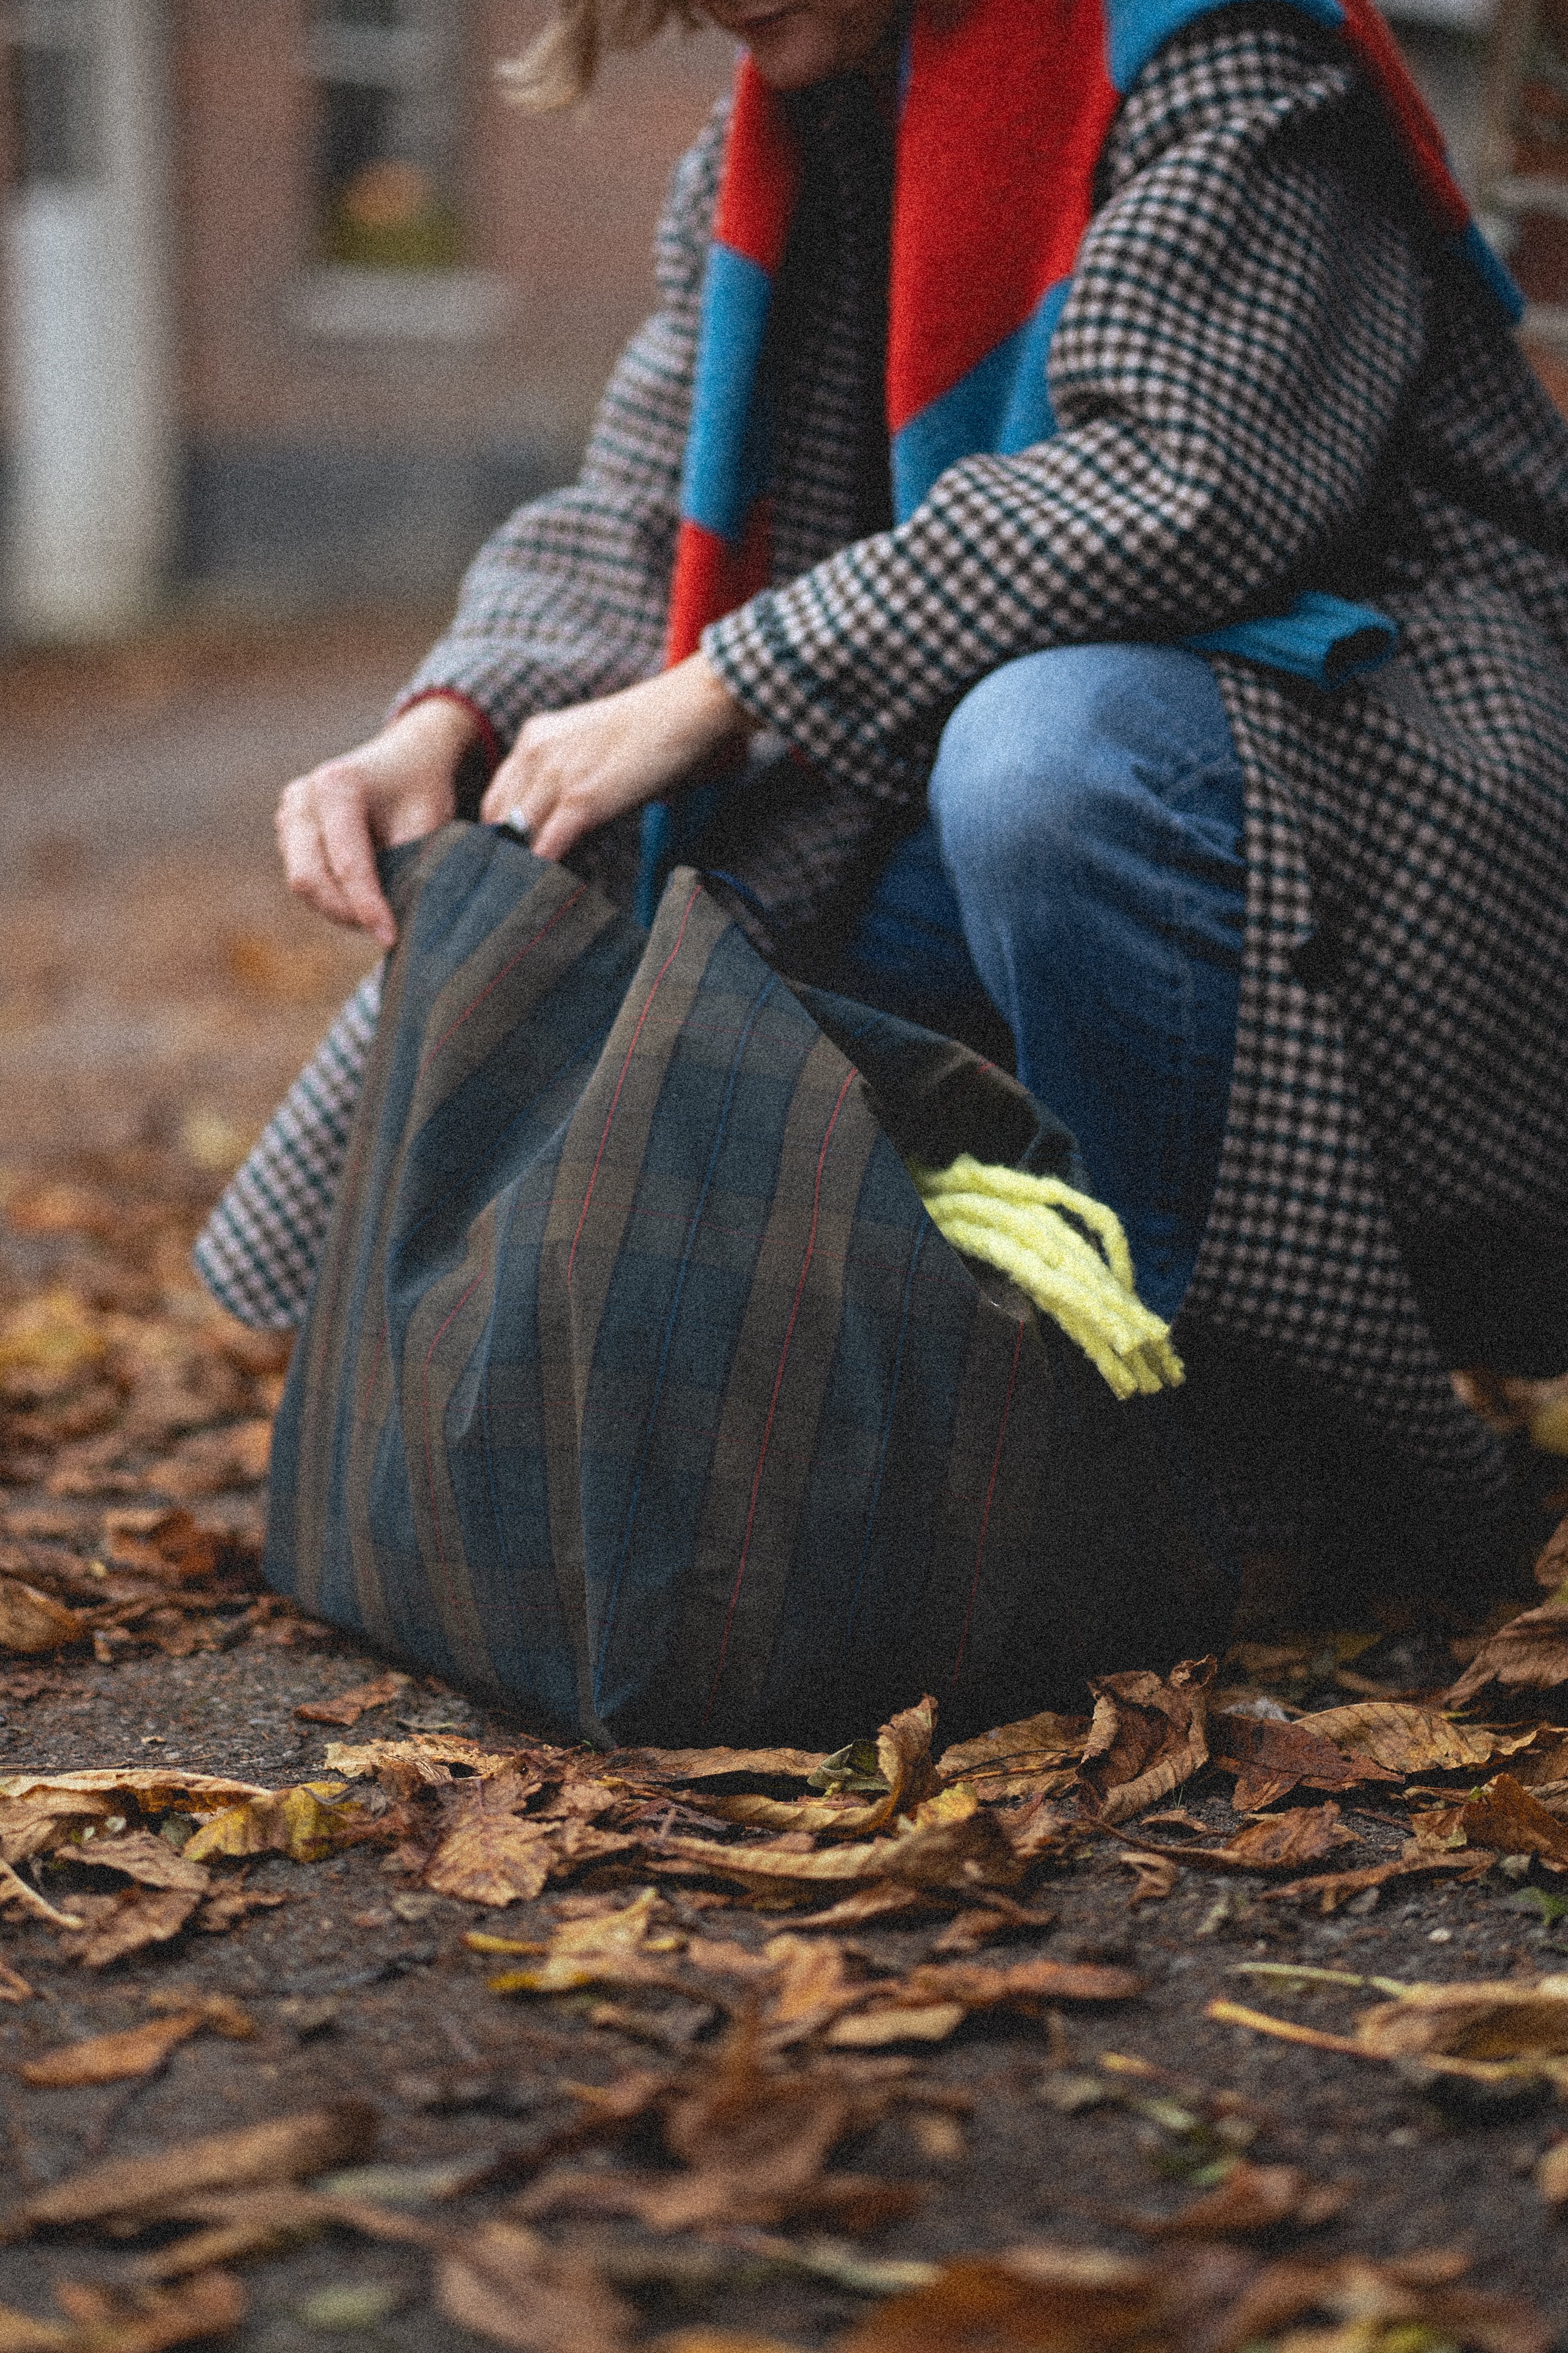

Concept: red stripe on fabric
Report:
left=950, top=1316, right=1026, bottom=1683
left=714, top=57, right=799, bottom=273
left=665, top=507, right=774, bottom=665
left=565, top=880, right=704, bottom=1290
left=888, top=0, right=1116, bottom=432
left=392, top=686, right=504, bottom=773
left=702, top=1063, right=859, bottom=1723
left=421, top=1265, right=486, bottom=1578
left=1335, top=0, right=1469, bottom=232
left=419, top=883, right=588, bottom=1075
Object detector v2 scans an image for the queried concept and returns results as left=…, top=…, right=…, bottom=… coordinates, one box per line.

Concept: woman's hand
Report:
left=275, top=696, right=480, bottom=950
left=479, top=655, right=754, bottom=863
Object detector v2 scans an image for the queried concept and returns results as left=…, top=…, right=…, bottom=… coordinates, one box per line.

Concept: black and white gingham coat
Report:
left=199, top=3, right=1568, bottom=1516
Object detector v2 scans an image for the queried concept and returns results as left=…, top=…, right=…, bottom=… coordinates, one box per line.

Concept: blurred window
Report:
left=4, top=0, right=98, bottom=188
left=309, top=0, right=462, bottom=269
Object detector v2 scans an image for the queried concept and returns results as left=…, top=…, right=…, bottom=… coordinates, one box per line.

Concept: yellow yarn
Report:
left=911, top=1153, right=1183, bottom=1402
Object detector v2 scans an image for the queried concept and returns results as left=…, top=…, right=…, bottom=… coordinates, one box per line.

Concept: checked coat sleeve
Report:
left=396, top=105, right=725, bottom=740
left=703, top=17, right=1429, bottom=790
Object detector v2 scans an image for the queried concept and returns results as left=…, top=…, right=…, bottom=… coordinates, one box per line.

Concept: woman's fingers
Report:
left=277, top=767, right=397, bottom=946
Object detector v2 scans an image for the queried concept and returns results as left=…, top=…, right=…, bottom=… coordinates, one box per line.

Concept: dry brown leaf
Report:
left=1293, top=1701, right=1525, bottom=1775
left=56, top=1886, right=206, bottom=1968
left=100, top=1510, right=222, bottom=1583
left=1120, top=1850, right=1180, bottom=1905
left=825, top=2005, right=968, bottom=2047
left=182, top=1783, right=373, bottom=1865
left=147, top=1420, right=272, bottom=1497
left=832, top=1957, right=1142, bottom=2047
left=0, top=1577, right=82, bottom=1657
left=479, top=1888, right=674, bottom=1990
left=423, top=1785, right=554, bottom=1909
left=1078, top=1658, right=1215, bottom=1824
left=20, top=1996, right=252, bottom=2088
left=648, top=1785, right=1022, bottom=1900
left=937, top=1710, right=1091, bottom=1783
left=928, top=1898, right=1059, bottom=1953
left=1537, top=2138, right=1568, bottom=2205
left=0, top=1790, right=114, bottom=1866
left=1211, top=1708, right=1402, bottom=1811
left=835, top=2247, right=1169, bottom=2353
left=0, top=2269, right=246, bottom=2353
left=10, top=2100, right=378, bottom=2231
left=1353, top=1978, right=1568, bottom=2072
left=436, top=2221, right=637, bottom=2353
left=839, top=2245, right=1547, bottom=2353
left=1458, top=1773, right=1568, bottom=1865
left=605, top=1745, right=825, bottom=1785
left=323, top=1734, right=518, bottom=1790
left=72, top=1830, right=211, bottom=1893
left=1446, top=1600, right=1568, bottom=1708
left=1260, top=1855, right=1483, bottom=1912
left=1133, top=2161, right=1349, bottom=2240
left=292, top=1672, right=410, bottom=1727
left=0, top=1768, right=272, bottom=1814
left=0, top=1957, right=35, bottom=2003
left=1217, top=1803, right=1361, bottom=1872
left=1534, top=1510, right=1568, bottom=1591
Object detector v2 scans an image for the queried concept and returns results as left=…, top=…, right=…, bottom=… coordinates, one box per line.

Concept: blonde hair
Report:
left=500, top=0, right=707, bottom=113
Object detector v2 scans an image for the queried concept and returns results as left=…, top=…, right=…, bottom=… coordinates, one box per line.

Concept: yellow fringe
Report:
left=911, top=1153, right=1184, bottom=1402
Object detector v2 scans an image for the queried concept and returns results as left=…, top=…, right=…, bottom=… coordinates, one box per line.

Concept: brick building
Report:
left=1, top=1, right=730, bottom=637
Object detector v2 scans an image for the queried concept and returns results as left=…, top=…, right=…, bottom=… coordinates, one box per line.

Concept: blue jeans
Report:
left=829, top=644, right=1248, bottom=1322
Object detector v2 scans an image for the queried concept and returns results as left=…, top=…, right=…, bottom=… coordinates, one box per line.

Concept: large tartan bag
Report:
left=265, top=822, right=1235, bottom=1747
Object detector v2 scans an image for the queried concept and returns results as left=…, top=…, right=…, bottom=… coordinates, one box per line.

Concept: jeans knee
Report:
left=930, top=652, right=1121, bottom=889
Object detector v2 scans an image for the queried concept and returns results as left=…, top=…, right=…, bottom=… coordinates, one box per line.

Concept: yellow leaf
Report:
left=183, top=1784, right=366, bottom=1865
left=0, top=1579, right=82, bottom=1657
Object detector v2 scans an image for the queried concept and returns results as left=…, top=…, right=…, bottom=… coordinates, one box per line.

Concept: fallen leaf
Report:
left=182, top=1783, right=372, bottom=1865
left=22, top=2013, right=204, bottom=2088
left=1216, top=1802, right=1361, bottom=1871
left=322, top=1735, right=518, bottom=1791
left=424, top=1786, right=554, bottom=1908
left=1078, top=1658, right=1215, bottom=1824
left=649, top=1786, right=1023, bottom=1902
left=293, top=1672, right=410, bottom=1727
left=1538, top=2138, right=1568, bottom=2205
left=1211, top=1709, right=1401, bottom=1811
left=1261, top=1855, right=1484, bottom=1912
left=928, top=1898, right=1059, bottom=1953
left=0, top=1769, right=272, bottom=1814
left=1534, top=1510, right=1568, bottom=1591
left=1293, top=1701, right=1525, bottom=1775
left=1119, top=1852, right=1179, bottom=1905
left=148, top=1420, right=272, bottom=1497
left=0, top=2269, right=246, bottom=2353
left=0, top=1958, right=35, bottom=2002
left=937, top=1710, right=1091, bottom=1784
left=1446, top=1599, right=1568, bottom=1709
left=101, top=1510, right=222, bottom=1584
left=854, top=1696, right=940, bottom=1834
left=0, top=1579, right=82, bottom=1656
left=57, top=1887, right=206, bottom=1968
left=835, top=2247, right=1167, bottom=2353
left=1132, top=2161, right=1349, bottom=2239
left=0, top=1790, right=114, bottom=1865
left=1458, top=1773, right=1568, bottom=1866
left=10, top=2100, right=379, bottom=2230
left=605, top=1745, right=825, bottom=1785
left=0, top=1854, right=85, bottom=1929
left=835, top=1956, right=1142, bottom=2047
left=72, top=1830, right=211, bottom=1892
left=436, top=2221, right=636, bottom=2353
left=480, top=1887, right=674, bottom=1988
left=1353, top=1978, right=1568, bottom=2073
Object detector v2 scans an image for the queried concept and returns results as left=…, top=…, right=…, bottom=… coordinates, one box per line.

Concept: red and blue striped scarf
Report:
left=665, top=0, right=1518, bottom=676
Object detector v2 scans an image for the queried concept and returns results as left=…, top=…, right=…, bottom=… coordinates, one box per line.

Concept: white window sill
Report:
left=288, top=266, right=513, bottom=345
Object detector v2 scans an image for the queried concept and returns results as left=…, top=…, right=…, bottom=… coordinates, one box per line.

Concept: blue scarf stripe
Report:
left=681, top=243, right=776, bottom=542
left=1106, top=0, right=1346, bottom=94
left=891, top=278, right=1071, bottom=521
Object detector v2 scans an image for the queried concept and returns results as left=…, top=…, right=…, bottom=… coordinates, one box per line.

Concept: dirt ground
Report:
left=3, top=624, right=1568, bottom=2353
